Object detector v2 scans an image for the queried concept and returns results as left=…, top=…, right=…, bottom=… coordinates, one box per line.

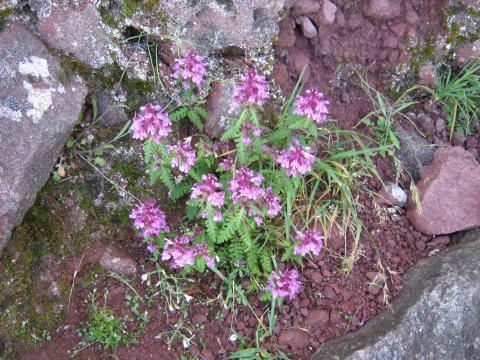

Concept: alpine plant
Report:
left=129, top=57, right=340, bottom=301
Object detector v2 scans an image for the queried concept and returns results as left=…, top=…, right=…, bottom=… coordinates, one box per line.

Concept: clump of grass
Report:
left=425, top=61, right=480, bottom=138
left=70, top=290, right=137, bottom=357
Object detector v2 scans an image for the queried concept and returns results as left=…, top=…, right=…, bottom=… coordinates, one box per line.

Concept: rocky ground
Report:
left=0, top=0, right=479, bottom=359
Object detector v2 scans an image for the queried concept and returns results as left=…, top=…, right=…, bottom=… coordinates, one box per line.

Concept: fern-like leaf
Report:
left=217, top=208, right=246, bottom=243
left=170, top=181, right=192, bottom=201
left=170, top=107, right=189, bottom=122
left=187, top=109, right=203, bottom=131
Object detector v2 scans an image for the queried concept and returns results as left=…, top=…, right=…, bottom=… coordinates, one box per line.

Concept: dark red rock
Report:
left=279, top=328, right=310, bottom=349
left=363, top=0, right=401, bottom=21
left=305, top=309, right=330, bottom=328
left=406, top=147, right=480, bottom=235
left=99, top=246, right=137, bottom=276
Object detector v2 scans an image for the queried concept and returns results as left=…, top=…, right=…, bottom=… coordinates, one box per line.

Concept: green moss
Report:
left=0, top=8, right=13, bottom=32
left=99, top=6, right=118, bottom=28
left=0, top=188, right=71, bottom=355
left=123, top=0, right=142, bottom=17
left=80, top=262, right=105, bottom=289
left=442, top=4, right=480, bottom=57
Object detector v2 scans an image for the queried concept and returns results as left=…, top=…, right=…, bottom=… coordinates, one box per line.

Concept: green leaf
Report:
left=94, top=157, right=106, bottom=166
left=170, top=181, right=192, bottom=201
left=66, top=138, right=75, bottom=148
left=186, top=204, right=200, bottom=220
left=170, top=107, right=189, bottom=122
left=187, top=108, right=204, bottom=131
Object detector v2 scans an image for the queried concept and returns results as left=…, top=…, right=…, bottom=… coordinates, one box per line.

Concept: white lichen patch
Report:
left=0, top=106, right=22, bottom=122
left=18, top=56, right=50, bottom=79
left=23, top=81, right=53, bottom=124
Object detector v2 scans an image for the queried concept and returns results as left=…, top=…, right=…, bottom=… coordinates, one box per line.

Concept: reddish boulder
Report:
left=406, top=146, right=480, bottom=235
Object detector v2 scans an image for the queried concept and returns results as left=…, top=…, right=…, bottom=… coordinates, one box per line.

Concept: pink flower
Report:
left=294, top=229, right=324, bottom=256
left=194, top=242, right=217, bottom=267
left=213, top=210, right=224, bottom=222
left=241, top=122, right=262, bottom=145
left=200, top=209, right=224, bottom=222
left=132, top=104, right=172, bottom=143
left=162, top=235, right=196, bottom=269
left=166, top=138, right=197, bottom=174
left=218, top=156, right=234, bottom=171
left=277, top=145, right=315, bottom=177
left=173, top=51, right=207, bottom=89
left=232, top=69, right=269, bottom=108
left=191, top=174, right=225, bottom=208
left=261, top=187, right=281, bottom=217
left=229, top=166, right=264, bottom=203
left=147, top=243, right=158, bottom=253
left=267, top=269, right=301, bottom=300
left=294, top=89, right=329, bottom=125
left=130, top=200, right=170, bottom=238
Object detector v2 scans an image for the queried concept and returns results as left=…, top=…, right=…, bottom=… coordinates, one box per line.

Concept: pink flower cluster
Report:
left=294, top=89, right=329, bottom=125
left=173, top=51, right=207, bottom=90
left=130, top=200, right=170, bottom=239
left=132, top=104, right=172, bottom=143
left=166, top=138, right=197, bottom=174
left=162, top=234, right=216, bottom=269
left=218, top=156, right=234, bottom=171
left=191, top=174, right=225, bottom=208
left=229, top=167, right=264, bottom=203
left=232, top=69, right=269, bottom=108
left=294, top=229, right=324, bottom=256
left=229, top=167, right=281, bottom=225
left=267, top=269, right=301, bottom=300
left=276, top=145, right=315, bottom=177
left=241, top=122, right=262, bottom=145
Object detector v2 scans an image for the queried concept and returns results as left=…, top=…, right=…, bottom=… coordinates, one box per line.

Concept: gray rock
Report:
left=312, top=229, right=480, bottom=360
left=0, top=21, right=87, bottom=253
left=296, top=16, right=318, bottom=38
left=119, top=0, right=285, bottom=54
left=31, top=1, right=150, bottom=79
left=395, top=127, right=436, bottom=182
left=95, top=89, right=129, bottom=127
left=35, top=2, right=115, bottom=69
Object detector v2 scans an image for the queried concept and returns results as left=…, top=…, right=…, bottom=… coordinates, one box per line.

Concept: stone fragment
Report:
left=279, top=328, right=310, bottom=349
left=419, top=63, right=437, bottom=87
left=305, top=309, right=330, bottom=328
left=0, top=21, right=87, bottom=252
left=322, top=0, right=337, bottom=24
left=377, top=183, right=408, bottom=207
left=99, top=246, right=137, bottom=276
left=406, top=146, right=480, bottom=235
left=204, top=82, right=238, bottom=138
left=312, top=230, right=480, bottom=360
left=363, top=0, right=401, bottom=21
left=394, top=127, right=436, bottom=182
left=291, top=0, right=321, bottom=15
left=296, top=16, right=318, bottom=38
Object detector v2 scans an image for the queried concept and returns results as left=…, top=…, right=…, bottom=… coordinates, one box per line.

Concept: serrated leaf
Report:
left=170, top=181, right=192, bottom=201
left=94, top=157, right=106, bottom=166
left=188, top=108, right=204, bottom=131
